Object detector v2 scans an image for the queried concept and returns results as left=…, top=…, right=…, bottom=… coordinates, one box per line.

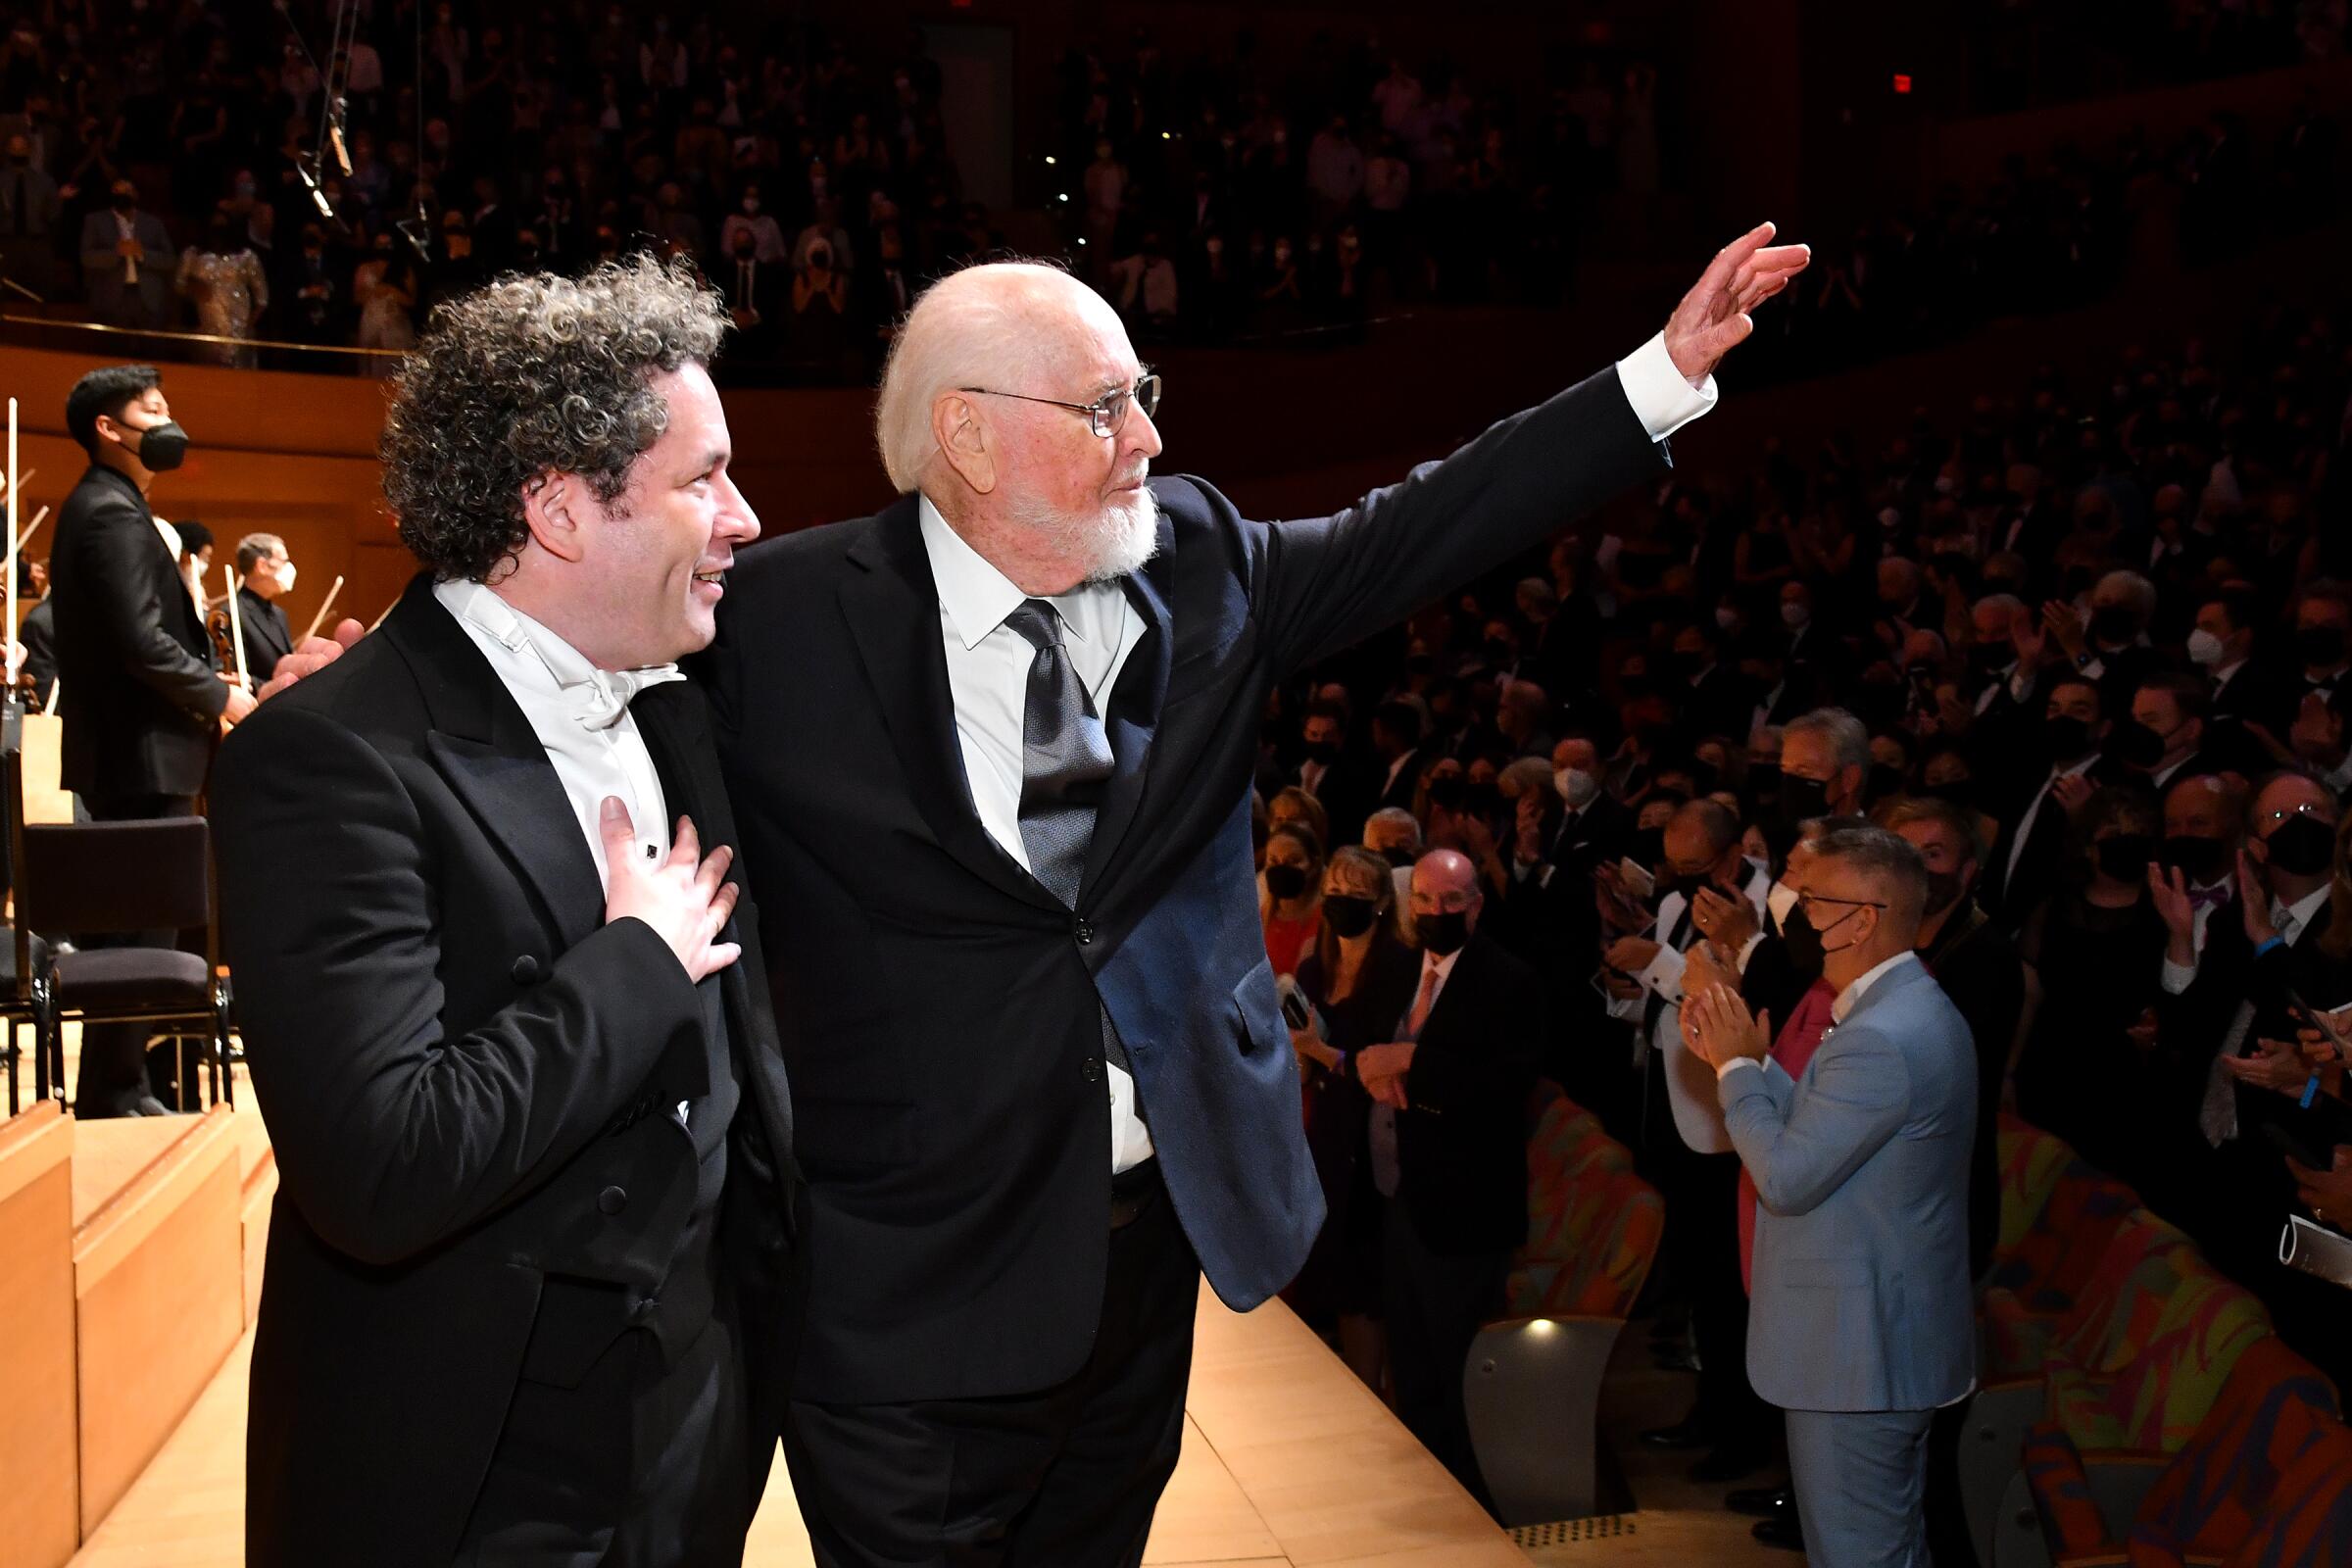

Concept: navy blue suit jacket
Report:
left=704, top=364, right=1669, bottom=1402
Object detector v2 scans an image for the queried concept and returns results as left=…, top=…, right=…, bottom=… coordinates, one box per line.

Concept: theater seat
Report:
left=1987, top=1156, right=2142, bottom=1320
left=1467, top=1083, right=1662, bottom=1527
left=2220, top=1421, right=2352, bottom=1567
left=2005, top=1337, right=2338, bottom=1568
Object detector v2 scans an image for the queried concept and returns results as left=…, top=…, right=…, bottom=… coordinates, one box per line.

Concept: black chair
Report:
left=10, top=802, right=233, bottom=1114
left=1, top=705, right=52, bottom=1114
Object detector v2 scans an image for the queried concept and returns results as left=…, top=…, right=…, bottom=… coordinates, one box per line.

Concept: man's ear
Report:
left=519, top=471, right=588, bottom=564
left=933, top=392, right=997, bottom=496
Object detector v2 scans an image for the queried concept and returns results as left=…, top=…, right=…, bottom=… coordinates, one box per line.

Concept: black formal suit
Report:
left=1494, top=792, right=1632, bottom=1104
left=47, top=463, right=226, bottom=802
left=211, top=577, right=797, bottom=1566
left=1370, top=745, right=1428, bottom=817
left=702, top=364, right=1668, bottom=1560
left=1376, top=933, right=1544, bottom=1500
left=1677, top=662, right=1755, bottom=747
left=216, top=582, right=293, bottom=683
left=1981, top=758, right=2123, bottom=933
left=1289, top=750, right=1381, bottom=850
left=1919, top=901, right=2026, bottom=1277
left=19, top=595, right=56, bottom=710
left=48, top=462, right=229, bottom=1112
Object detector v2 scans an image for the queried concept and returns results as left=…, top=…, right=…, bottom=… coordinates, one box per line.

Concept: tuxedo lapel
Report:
left=839, top=502, right=1060, bottom=913
left=1080, top=511, right=1177, bottom=903
left=380, top=574, right=608, bottom=951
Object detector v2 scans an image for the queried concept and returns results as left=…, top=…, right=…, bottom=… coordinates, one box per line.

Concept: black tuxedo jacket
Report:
left=212, top=576, right=796, bottom=1565
left=226, top=582, right=294, bottom=682
left=702, top=364, right=1667, bottom=1403
left=48, top=464, right=227, bottom=797
left=1388, top=935, right=1545, bottom=1255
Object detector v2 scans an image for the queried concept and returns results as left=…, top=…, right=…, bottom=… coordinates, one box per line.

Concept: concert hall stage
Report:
left=65, top=1284, right=1531, bottom=1568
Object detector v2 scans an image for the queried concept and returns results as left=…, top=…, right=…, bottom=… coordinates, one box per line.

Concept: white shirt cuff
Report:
left=2160, top=956, right=2198, bottom=995
left=1614, top=330, right=1717, bottom=443
left=1736, top=932, right=1766, bottom=973
left=1717, top=1055, right=1763, bottom=1082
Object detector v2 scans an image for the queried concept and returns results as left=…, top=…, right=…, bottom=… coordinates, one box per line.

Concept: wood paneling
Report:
left=0, top=1103, right=80, bottom=1568
left=72, top=1104, right=244, bottom=1541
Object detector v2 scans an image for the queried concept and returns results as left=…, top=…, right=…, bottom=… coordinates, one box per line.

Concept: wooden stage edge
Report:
left=71, top=1281, right=1534, bottom=1568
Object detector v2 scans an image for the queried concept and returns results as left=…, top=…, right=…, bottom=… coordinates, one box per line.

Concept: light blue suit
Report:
left=1719, top=954, right=1977, bottom=1568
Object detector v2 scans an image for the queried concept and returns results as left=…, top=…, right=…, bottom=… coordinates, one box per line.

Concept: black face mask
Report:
left=2297, top=625, right=2347, bottom=668
left=2159, top=834, right=2227, bottom=883
left=1780, top=901, right=1825, bottom=983
left=1866, top=762, right=1906, bottom=803
left=1463, top=781, right=1500, bottom=816
left=1381, top=848, right=1416, bottom=871
left=2109, top=718, right=2170, bottom=770
left=1923, top=776, right=1977, bottom=809
left=1658, top=869, right=1711, bottom=903
left=1969, top=643, right=2012, bottom=677
left=1484, top=638, right=1516, bottom=667
left=2089, top=606, right=2138, bottom=646
left=1302, top=739, right=1340, bottom=765
left=1687, top=760, right=1721, bottom=795
left=1416, top=909, right=1469, bottom=956
left=2094, top=833, right=2157, bottom=883
left=1744, top=762, right=1782, bottom=803
left=1264, top=863, right=1310, bottom=901
left=1426, top=775, right=1466, bottom=810
left=1322, top=894, right=1378, bottom=939
left=2264, top=813, right=2336, bottom=878
left=125, top=418, right=188, bottom=471
left=1924, top=868, right=1965, bottom=917
left=1779, top=772, right=1832, bottom=825
left=2045, top=715, right=2094, bottom=761
left=1630, top=825, right=1666, bottom=869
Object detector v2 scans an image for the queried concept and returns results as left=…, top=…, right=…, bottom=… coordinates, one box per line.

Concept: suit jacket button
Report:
left=1081, top=1056, right=1101, bottom=1082
left=598, top=1185, right=628, bottom=1215
left=512, top=955, right=541, bottom=984
left=1073, top=917, right=1094, bottom=945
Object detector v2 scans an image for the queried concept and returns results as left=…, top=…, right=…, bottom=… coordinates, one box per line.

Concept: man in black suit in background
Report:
left=47, top=364, right=254, bottom=1116
left=1352, top=847, right=1543, bottom=1505
left=709, top=228, right=1809, bottom=1564
left=215, top=532, right=297, bottom=685
left=211, top=258, right=796, bottom=1566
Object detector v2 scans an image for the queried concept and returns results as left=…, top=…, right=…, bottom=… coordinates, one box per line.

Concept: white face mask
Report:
left=1781, top=602, right=1810, bottom=629
left=1555, top=767, right=1599, bottom=808
left=2186, top=628, right=2226, bottom=666
left=274, top=561, right=297, bottom=594
left=1766, top=880, right=1800, bottom=928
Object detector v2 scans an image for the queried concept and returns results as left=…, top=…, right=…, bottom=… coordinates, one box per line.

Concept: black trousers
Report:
left=456, top=1292, right=764, bottom=1566
left=782, top=1166, right=1198, bottom=1568
left=1685, top=1155, right=1772, bottom=1448
left=73, top=791, right=197, bottom=1117
left=1381, top=1201, right=1509, bottom=1510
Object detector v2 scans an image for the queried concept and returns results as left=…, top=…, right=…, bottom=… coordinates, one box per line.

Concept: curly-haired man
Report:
left=210, top=256, right=798, bottom=1566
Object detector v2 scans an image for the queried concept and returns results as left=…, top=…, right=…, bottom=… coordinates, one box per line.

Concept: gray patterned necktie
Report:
left=1004, top=599, right=1114, bottom=905
left=1004, top=598, right=1129, bottom=1073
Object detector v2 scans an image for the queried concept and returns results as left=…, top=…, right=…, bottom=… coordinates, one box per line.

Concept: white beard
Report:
left=1014, top=483, right=1161, bottom=584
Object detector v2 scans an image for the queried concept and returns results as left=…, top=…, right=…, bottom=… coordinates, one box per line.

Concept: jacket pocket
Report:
left=1231, top=956, right=1281, bottom=1055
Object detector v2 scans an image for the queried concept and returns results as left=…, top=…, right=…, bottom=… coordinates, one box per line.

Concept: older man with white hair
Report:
left=706, top=227, right=1807, bottom=1564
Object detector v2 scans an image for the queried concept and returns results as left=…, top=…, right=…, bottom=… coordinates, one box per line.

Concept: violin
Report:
left=206, top=596, right=238, bottom=676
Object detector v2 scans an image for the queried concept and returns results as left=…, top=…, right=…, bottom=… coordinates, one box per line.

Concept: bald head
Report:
left=875, top=262, right=1164, bottom=595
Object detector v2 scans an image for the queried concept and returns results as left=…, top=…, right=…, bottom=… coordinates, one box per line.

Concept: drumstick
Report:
left=0, top=465, right=32, bottom=496
left=17, top=504, right=48, bottom=553
left=7, top=400, right=18, bottom=654
left=368, top=596, right=396, bottom=633
left=300, top=573, right=345, bottom=642
left=223, top=564, right=252, bottom=691
left=42, top=676, right=60, bottom=715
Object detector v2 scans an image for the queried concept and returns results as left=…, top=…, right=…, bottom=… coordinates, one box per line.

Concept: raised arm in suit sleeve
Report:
left=71, top=505, right=228, bottom=720
left=1244, top=355, right=1679, bottom=676
left=1720, top=1024, right=1913, bottom=1217
left=212, top=703, right=701, bottom=1266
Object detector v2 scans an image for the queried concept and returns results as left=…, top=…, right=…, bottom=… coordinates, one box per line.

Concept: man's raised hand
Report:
left=1663, top=221, right=1812, bottom=384
left=601, top=800, right=742, bottom=983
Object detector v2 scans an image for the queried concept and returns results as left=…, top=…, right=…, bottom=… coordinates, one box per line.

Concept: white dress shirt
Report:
left=2005, top=754, right=2102, bottom=887
left=912, top=335, right=1710, bottom=1173
left=917, top=496, right=1157, bottom=1173
left=434, top=579, right=680, bottom=891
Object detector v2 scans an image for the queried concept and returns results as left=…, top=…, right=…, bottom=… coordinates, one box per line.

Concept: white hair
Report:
left=872, top=260, right=1090, bottom=494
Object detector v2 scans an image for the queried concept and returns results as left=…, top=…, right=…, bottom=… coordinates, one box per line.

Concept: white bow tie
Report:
left=570, top=664, right=685, bottom=730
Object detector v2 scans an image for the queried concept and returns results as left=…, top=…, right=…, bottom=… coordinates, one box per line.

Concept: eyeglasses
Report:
left=1796, top=891, right=1887, bottom=916
left=2260, top=801, right=2334, bottom=832
left=958, top=373, right=1163, bottom=438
